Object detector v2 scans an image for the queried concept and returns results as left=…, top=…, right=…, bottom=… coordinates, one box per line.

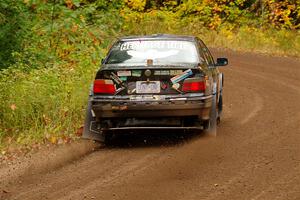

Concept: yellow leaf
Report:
left=10, top=104, right=17, bottom=111
left=17, top=137, right=21, bottom=143
left=80, top=15, right=85, bottom=23
left=50, top=136, right=57, bottom=144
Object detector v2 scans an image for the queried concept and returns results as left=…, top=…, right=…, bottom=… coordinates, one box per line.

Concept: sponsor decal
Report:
left=117, top=70, right=131, bottom=77
left=154, top=70, right=170, bottom=76
left=132, top=70, right=142, bottom=77
left=112, top=105, right=128, bottom=111
left=119, top=76, right=127, bottom=81
left=160, top=70, right=170, bottom=75
left=170, top=70, right=183, bottom=76
left=104, top=79, right=113, bottom=84
left=154, top=71, right=160, bottom=75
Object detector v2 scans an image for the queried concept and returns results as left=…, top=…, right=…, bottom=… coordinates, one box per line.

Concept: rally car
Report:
left=82, top=34, right=228, bottom=143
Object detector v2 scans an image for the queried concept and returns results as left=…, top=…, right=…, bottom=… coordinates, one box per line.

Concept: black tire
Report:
left=203, top=94, right=217, bottom=137
left=217, top=94, right=223, bottom=124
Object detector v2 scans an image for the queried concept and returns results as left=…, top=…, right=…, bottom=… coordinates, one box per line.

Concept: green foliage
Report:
left=122, top=0, right=300, bottom=30
left=265, top=0, right=300, bottom=30
left=0, top=1, right=31, bottom=69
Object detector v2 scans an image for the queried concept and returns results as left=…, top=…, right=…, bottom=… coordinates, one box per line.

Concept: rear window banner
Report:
left=107, top=40, right=199, bottom=64
left=119, top=41, right=191, bottom=51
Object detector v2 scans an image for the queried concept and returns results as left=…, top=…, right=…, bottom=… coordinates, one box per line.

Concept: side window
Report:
left=195, top=41, right=206, bottom=64
left=197, top=39, right=214, bottom=66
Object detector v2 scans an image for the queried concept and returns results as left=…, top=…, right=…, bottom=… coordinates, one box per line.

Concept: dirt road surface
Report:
left=1, top=50, right=300, bottom=200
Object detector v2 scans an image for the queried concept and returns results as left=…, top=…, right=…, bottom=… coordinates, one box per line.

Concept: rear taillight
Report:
left=93, top=79, right=116, bottom=94
left=182, top=78, right=206, bottom=93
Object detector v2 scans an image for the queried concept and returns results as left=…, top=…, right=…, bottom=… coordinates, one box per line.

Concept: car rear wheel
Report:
left=102, top=132, right=114, bottom=145
left=203, top=94, right=217, bottom=137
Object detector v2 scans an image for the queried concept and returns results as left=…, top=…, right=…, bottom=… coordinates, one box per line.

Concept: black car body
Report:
left=83, top=34, right=228, bottom=142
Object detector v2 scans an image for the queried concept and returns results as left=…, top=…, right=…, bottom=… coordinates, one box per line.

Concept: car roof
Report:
left=119, top=34, right=197, bottom=42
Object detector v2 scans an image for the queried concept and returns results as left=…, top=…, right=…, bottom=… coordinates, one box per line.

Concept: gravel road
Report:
left=1, top=50, right=300, bottom=200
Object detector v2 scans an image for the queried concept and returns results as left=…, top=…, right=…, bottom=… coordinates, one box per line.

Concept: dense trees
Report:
left=0, top=0, right=299, bottom=69
left=0, top=1, right=30, bottom=69
left=124, top=0, right=300, bottom=29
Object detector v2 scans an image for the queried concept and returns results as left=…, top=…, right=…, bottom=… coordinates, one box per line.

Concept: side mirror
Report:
left=216, top=58, right=228, bottom=66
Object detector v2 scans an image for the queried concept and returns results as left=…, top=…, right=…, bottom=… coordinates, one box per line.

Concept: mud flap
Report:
left=82, top=99, right=105, bottom=142
left=203, top=94, right=217, bottom=137
left=217, top=73, right=223, bottom=119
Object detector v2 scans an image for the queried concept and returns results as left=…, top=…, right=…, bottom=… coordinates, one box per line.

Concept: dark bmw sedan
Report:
left=83, top=34, right=228, bottom=143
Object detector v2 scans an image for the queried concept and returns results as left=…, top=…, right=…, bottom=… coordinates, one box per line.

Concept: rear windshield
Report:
left=105, top=40, right=199, bottom=65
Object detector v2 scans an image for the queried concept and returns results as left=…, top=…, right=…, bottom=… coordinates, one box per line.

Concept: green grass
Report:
left=0, top=59, right=95, bottom=150
left=204, top=27, right=300, bottom=57
left=0, top=37, right=111, bottom=151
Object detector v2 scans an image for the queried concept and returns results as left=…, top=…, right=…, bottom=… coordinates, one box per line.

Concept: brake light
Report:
left=93, top=79, right=116, bottom=94
left=182, top=78, right=206, bottom=92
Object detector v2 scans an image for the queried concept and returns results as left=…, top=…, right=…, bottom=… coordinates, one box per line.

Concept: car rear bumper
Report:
left=91, top=94, right=212, bottom=119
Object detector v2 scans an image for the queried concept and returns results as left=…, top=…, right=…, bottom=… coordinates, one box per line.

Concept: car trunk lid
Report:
left=94, top=66, right=206, bottom=96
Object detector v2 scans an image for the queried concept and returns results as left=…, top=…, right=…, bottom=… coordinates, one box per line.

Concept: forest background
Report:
left=0, top=0, right=299, bottom=151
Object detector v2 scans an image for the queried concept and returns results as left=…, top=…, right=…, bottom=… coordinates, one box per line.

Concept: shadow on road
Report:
left=103, top=130, right=205, bottom=149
